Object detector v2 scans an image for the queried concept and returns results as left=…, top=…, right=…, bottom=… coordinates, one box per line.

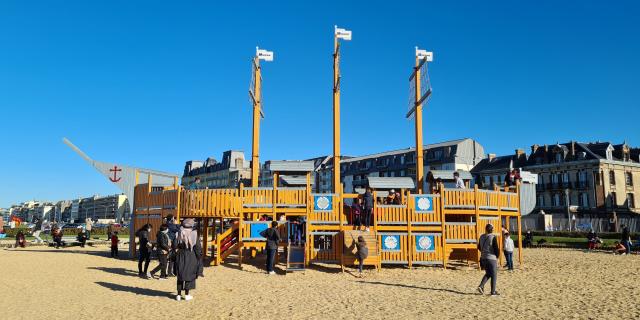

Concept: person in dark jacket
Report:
left=621, top=225, right=631, bottom=255
left=351, top=197, right=363, bottom=230
left=260, top=221, right=281, bottom=275
left=174, top=218, right=201, bottom=301
left=352, top=235, right=369, bottom=276
left=362, top=188, right=374, bottom=232
left=166, top=214, right=180, bottom=277
left=150, top=224, right=170, bottom=280
left=477, top=224, right=500, bottom=296
left=77, top=229, right=88, bottom=248
left=587, top=229, right=597, bottom=250
left=137, top=224, right=153, bottom=279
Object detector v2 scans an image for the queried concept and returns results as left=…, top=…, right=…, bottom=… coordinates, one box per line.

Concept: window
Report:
left=628, top=193, right=636, bottom=208
left=579, top=193, right=589, bottom=208
left=538, top=174, right=544, bottom=185
left=313, top=234, right=334, bottom=251
left=433, top=150, right=443, bottom=160
left=538, top=195, right=545, bottom=207
left=626, top=172, right=633, bottom=187
left=552, top=194, right=561, bottom=207
left=610, top=171, right=616, bottom=185
left=484, top=176, right=491, bottom=186
left=399, top=170, right=406, bottom=176
left=555, top=153, right=563, bottom=163
left=400, top=156, right=405, bottom=165
left=611, top=192, right=617, bottom=208
left=551, top=174, right=558, bottom=184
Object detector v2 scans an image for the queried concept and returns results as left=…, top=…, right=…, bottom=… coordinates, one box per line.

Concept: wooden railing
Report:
left=375, top=205, right=409, bottom=224
left=444, top=222, right=477, bottom=243
left=442, top=189, right=476, bottom=209
left=241, top=188, right=273, bottom=207
left=275, top=188, right=307, bottom=207
left=179, top=189, right=242, bottom=218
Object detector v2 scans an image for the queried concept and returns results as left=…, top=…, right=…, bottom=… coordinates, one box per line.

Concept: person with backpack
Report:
left=351, top=234, right=369, bottom=277
left=136, top=224, right=153, bottom=279
left=260, top=221, right=281, bottom=275
left=174, top=218, right=202, bottom=301
left=477, top=224, right=500, bottom=296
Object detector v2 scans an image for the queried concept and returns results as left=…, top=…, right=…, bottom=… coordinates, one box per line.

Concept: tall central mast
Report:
left=333, top=25, right=352, bottom=194
left=250, top=47, right=273, bottom=187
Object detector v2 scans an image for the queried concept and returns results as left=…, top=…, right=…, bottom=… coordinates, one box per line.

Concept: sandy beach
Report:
left=1, top=246, right=639, bottom=320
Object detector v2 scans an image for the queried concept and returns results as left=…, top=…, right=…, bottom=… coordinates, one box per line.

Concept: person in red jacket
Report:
left=110, top=232, right=119, bottom=258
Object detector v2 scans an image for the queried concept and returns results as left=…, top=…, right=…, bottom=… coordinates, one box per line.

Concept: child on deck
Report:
left=110, top=232, right=119, bottom=258
left=613, top=242, right=626, bottom=255
left=503, top=232, right=515, bottom=270
left=351, top=198, right=363, bottom=230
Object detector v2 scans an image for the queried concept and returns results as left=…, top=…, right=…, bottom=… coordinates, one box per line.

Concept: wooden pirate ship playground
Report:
left=132, top=26, right=524, bottom=272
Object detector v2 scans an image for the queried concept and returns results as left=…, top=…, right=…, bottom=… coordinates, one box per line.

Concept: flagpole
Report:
left=251, top=55, right=262, bottom=188
left=333, top=30, right=341, bottom=196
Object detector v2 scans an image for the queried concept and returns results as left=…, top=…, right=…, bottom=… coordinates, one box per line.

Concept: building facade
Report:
left=474, top=141, right=640, bottom=216
left=77, top=194, right=129, bottom=223
left=312, top=138, right=485, bottom=193
left=182, top=150, right=251, bottom=189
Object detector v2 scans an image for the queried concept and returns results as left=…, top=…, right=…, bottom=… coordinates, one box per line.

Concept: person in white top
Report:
left=503, top=232, right=515, bottom=270
left=454, top=172, right=465, bottom=189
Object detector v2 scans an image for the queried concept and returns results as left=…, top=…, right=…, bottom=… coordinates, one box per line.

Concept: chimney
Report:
left=515, top=149, right=525, bottom=157
left=488, top=153, right=496, bottom=162
left=544, top=144, right=549, bottom=152
left=531, top=144, right=539, bottom=154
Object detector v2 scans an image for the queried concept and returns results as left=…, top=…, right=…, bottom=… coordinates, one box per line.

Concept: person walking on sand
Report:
left=477, top=224, right=500, bottom=296
left=259, top=221, right=281, bottom=275
left=32, top=218, right=44, bottom=244
left=85, top=217, right=93, bottom=240
left=150, top=224, right=170, bottom=280
left=621, top=225, right=631, bottom=255
left=503, top=232, right=515, bottom=271
left=137, top=224, right=153, bottom=279
left=174, top=218, right=202, bottom=301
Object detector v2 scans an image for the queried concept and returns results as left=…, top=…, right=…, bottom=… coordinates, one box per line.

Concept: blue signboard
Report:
left=414, top=195, right=434, bottom=213
left=381, top=235, right=401, bottom=252
left=250, top=223, right=269, bottom=239
left=415, top=235, right=435, bottom=252
left=314, top=195, right=333, bottom=212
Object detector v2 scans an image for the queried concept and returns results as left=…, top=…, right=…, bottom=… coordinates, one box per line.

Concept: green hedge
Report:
left=531, top=231, right=638, bottom=239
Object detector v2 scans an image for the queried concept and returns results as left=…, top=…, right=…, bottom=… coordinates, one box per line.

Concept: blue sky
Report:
left=1, top=1, right=639, bottom=207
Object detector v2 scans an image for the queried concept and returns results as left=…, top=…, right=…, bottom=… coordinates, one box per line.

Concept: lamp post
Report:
left=565, top=188, right=571, bottom=231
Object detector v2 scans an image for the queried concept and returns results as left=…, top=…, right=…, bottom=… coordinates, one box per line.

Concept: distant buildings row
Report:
left=1, top=194, right=129, bottom=224
left=181, top=138, right=640, bottom=217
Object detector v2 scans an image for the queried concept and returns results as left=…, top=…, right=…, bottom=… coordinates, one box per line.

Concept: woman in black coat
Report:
left=173, top=219, right=202, bottom=301
left=137, top=224, right=152, bottom=278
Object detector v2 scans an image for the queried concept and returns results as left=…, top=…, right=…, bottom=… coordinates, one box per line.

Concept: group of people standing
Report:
left=136, top=215, right=203, bottom=301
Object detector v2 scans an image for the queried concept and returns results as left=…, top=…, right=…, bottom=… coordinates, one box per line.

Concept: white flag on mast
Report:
left=256, top=47, right=274, bottom=61
left=416, top=47, right=433, bottom=62
left=335, top=25, right=352, bottom=41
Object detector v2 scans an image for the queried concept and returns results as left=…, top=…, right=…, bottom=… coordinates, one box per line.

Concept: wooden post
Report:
left=439, top=182, right=447, bottom=269
left=413, top=55, right=425, bottom=194
left=203, top=217, right=209, bottom=260
left=272, top=172, right=278, bottom=221
left=250, top=56, right=262, bottom=189
left=474, top=184, right=481, bottom=269
left=516, top=182, right=523, bottom=268
left=407, top=189, right=413, bottom=269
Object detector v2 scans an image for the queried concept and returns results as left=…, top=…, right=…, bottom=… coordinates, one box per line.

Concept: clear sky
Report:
left=1, top=1, right=639, bottom=207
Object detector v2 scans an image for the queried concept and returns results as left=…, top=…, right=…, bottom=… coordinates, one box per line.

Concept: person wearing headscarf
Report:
left=173, top=218, right=201, bottom=301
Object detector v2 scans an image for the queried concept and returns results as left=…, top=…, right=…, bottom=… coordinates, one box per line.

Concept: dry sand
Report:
left=1, top=246, right=639, bottom=320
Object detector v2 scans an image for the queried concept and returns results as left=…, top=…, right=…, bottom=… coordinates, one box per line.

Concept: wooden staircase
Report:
left=342, top=230, right=380, bottom=271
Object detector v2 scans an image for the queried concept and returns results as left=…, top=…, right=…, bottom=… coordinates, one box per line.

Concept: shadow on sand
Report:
left=95, top=281, right=169, bottom=298
left=88, top=266, right=140, bottom=277
left=356, top=281, right=476, bottom=296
